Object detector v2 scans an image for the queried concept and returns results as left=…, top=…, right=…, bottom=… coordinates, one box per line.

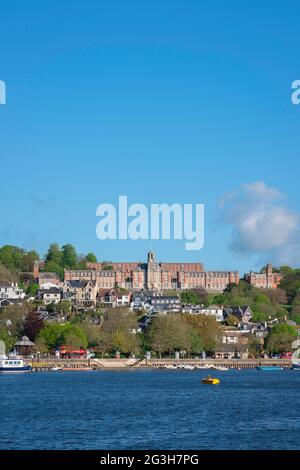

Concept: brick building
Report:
left=244, top=263, right=282, bottom=289
left=64, top=251, right=239, bottom=292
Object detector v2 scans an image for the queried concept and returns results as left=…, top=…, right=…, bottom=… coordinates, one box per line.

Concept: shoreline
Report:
left=24, top=357, right=293, bottom=372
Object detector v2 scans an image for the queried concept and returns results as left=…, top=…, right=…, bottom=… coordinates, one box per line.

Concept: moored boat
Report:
left=0, top=356, right=31, bottom=372
left=256, top=366, right=283, bottom=371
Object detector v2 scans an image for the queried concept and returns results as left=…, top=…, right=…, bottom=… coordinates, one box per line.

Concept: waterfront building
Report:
left=56, top=345, right=88, bottom=359
left=214, top=327, right=249, bottom=359
left=63, top=251, right=239, bottom=292
left=15, top=336, right=35, bottom=356
left=244, top=263, right=282, bottom=289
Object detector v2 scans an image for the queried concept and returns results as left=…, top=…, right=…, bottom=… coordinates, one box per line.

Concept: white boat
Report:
left=0, top=355, right=31, bottom=372
left=211, top=365, right=229, bottom=371
left=51, top=366, right=63, bottom=371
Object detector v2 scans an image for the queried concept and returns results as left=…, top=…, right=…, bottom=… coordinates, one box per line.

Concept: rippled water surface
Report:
left=1, top=369, right=300, bottom=449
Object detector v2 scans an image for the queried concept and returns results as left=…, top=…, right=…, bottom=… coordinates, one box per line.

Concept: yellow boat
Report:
left=201, top=376, right=220, bottom=385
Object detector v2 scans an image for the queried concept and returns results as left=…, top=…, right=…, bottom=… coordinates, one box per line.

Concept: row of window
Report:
left=3, top=361, right=22, bottom=365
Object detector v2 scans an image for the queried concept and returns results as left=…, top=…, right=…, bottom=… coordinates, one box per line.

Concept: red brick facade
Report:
left=64, top=251, right=239, bottom=292
left=244, top=263, right=282, bottom=289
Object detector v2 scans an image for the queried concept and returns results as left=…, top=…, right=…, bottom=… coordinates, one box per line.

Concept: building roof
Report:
left=223, top=306, right=252, bottom=317
left=0, top=281, right=12, bottom=288
left=65, top=280, right=89, bottom=288
left=40, top=287, right=61, bottom=294
left=0, top=298, right=23, bottom=306
left=39, top=272, right=59, bottom=279
left=15, top=336, right=35, bottom=347
left=152, top=295, right=180, bottom=301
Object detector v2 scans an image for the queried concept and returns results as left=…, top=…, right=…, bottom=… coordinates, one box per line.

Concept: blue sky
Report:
left=0, top=0, right=300, bottom=274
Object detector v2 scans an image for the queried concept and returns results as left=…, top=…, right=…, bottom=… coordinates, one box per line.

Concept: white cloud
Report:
left=219, top=181, right=300, bottom=266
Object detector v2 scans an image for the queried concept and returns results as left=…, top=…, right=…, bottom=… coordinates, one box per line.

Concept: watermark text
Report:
left=0, top=80, right=6, bottom=105
left=96, top=196, right=204, bottom=251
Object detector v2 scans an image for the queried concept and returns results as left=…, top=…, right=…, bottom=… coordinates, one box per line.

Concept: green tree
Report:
left=42, top=261, right=64, bottom=279
left=20, top=250, right=39, bottom=272
left=0, top=325, right=16, bottom=352
left=279, top=268, right=300, bottom=302
left=45, top=243, right=62, bottom=265
left=26, top=282, right=39, bottom=297
left=181, top=290, right=200, bottom=305
left=146, top=316, right=175, bottom=357
left=265, top=324, right=297, bottom=354
left=225, top=314, right=239, bottom=326
left=0, top=304, right=27, bottom=338
left=0, top=245, right=25, bottom=271
left=247, top=335, right=263, bottom=358
left=61, top=244, right=78, bottom=269
left=57, top=300, right=72, bottom=315
left=185, top=315, right=221, bottom=353
left=85, top=253, right=97, bottom=263
left=146, top=315, right=204, bottom=357
left=254, top=293, right=271, bottom=305
left=38, top=323, right=88, bottom=350
left=0, top=263, right=17, bottom=282
left=84, top=325, right=112, bottom=358
left=38, top=323, right=65, bottom=349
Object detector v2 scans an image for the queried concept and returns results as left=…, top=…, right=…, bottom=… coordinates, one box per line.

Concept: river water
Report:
left=1, top=368, right=299, bottom=449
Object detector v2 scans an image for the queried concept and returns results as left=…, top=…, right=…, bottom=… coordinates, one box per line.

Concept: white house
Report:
left=39, top=287, right=61, bottom=305
left=0, top=282, right=25, bottom=300
left=198, top=305, right=224, bottom=322
left=182, top=304, right=224, bottom=321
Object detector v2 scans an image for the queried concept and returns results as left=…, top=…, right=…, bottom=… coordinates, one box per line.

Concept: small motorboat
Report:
left=201, top=375, right=220, bottom=385
left=51, top=366, right=63, bottom=371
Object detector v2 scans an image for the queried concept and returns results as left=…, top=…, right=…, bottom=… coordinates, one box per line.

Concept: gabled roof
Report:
left=108, top=288, right=131, bottom=296
left=0, top=298, right=22, bottom=305
left=223, top=306, right=252, bottom=317
left=0, top=281, right=12, bottom=288
left=65, top=280, right=89, bottom=288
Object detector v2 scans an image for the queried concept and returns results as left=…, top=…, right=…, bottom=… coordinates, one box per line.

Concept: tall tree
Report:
left=85, top=253, right=97, bottom=263
left=61, top=244, right=78, bottom=269
left=20, top=250, right=39, bottom=272
left=0, top=245, right=25, bottom=271
left=42, top=261, right=64, bottom=279
left=265, top=324, right=297, bottom=353
left=23, top=311, right=44, bottom=341
left=45, top=243, right=62, bottom=265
